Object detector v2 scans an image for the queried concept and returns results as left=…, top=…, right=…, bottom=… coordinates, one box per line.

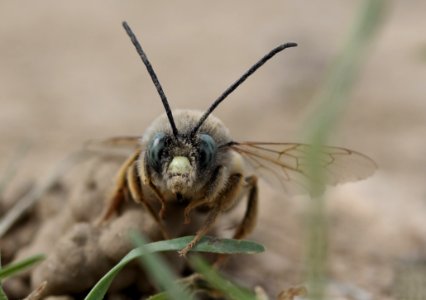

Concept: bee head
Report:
left=143, top=110, right=229, bottom=195
left=146, top=132, right=217, bottom=194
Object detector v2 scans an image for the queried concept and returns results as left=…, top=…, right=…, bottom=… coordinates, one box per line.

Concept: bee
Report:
left=96, top=21, right=376, bottom=257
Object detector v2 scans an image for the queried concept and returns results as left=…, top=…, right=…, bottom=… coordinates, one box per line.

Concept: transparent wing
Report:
left=83, top=136, right=143, bottom=157
left=228, top=142, right=377, bottom=194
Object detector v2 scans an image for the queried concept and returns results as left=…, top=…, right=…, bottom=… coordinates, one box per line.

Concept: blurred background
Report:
left=1, top=0, right=425, bottom=298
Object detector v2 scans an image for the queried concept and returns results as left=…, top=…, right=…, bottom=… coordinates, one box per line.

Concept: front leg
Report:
left=178, top=173, right=243, bottom=256
left=96, top=149, right=141, bottom=225
left=183, top=166, right=225, bottom=224
left=233, top=175, right=258, bottom=240
left=126, top=160, right=170, bottom=239
left=213, top=175, right=259, bottom=268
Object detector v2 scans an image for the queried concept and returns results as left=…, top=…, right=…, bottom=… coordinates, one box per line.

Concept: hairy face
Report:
left=142, top=110, right=232, bottom=198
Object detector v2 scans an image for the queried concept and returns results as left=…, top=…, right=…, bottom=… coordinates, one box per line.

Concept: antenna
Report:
left=190, top=42, right=297, bottom=136
left=122, top=21, right=179, bottom=138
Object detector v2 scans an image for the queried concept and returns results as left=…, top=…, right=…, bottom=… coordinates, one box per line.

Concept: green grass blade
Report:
left=302, top=0, right=387, bottom=299
left=0, top=252, right=7, bottom=300
left=190, top=256, right=256, bottom=300
left=0, top=254, right=45, bottom=280
left=85, top=236, right=264, bottom=300
left=0, top=285, right=7, bottom=300
left=131, top=233, right=193, bottom=300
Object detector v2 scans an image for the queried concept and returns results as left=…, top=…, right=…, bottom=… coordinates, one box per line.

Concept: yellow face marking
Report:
left=167, top=156, right=191, bottom=175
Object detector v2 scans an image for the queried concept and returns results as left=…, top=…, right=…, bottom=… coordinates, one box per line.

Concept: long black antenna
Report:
left=190, top=42, right=298, bottom=136
left=122, top=21, right=179, bottom=138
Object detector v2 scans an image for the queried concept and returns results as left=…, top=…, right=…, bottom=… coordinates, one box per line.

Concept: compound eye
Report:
left=147, top=132, right=167, bottom=171
left=198, top=134, right=217, bottom=169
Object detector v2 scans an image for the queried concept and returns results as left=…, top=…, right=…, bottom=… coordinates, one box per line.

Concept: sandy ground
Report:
left=1, top=1, right=426, bottom=299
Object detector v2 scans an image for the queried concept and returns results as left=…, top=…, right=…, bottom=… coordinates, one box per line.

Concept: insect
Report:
left=97, top=21, right=376, bottom=257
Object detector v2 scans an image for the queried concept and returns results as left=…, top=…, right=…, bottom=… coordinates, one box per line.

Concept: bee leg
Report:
left=178, top=204, right=221, bottom=257
left=126, top=161, right=170, bottom=240
left=138, top=156, right=168, bottom=220
left=96, top=149, right=142, bottom=225
left=183, top=198, right=210, bottom=224
left=178, top=173, right=243, bottom=257
left=214, top=175, right=258, bottom=268
left=183, top=166, right=226, bottom=224
left=147, top=181, right=168, bottom=219
left=233, top=175, right=258, bottom=240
